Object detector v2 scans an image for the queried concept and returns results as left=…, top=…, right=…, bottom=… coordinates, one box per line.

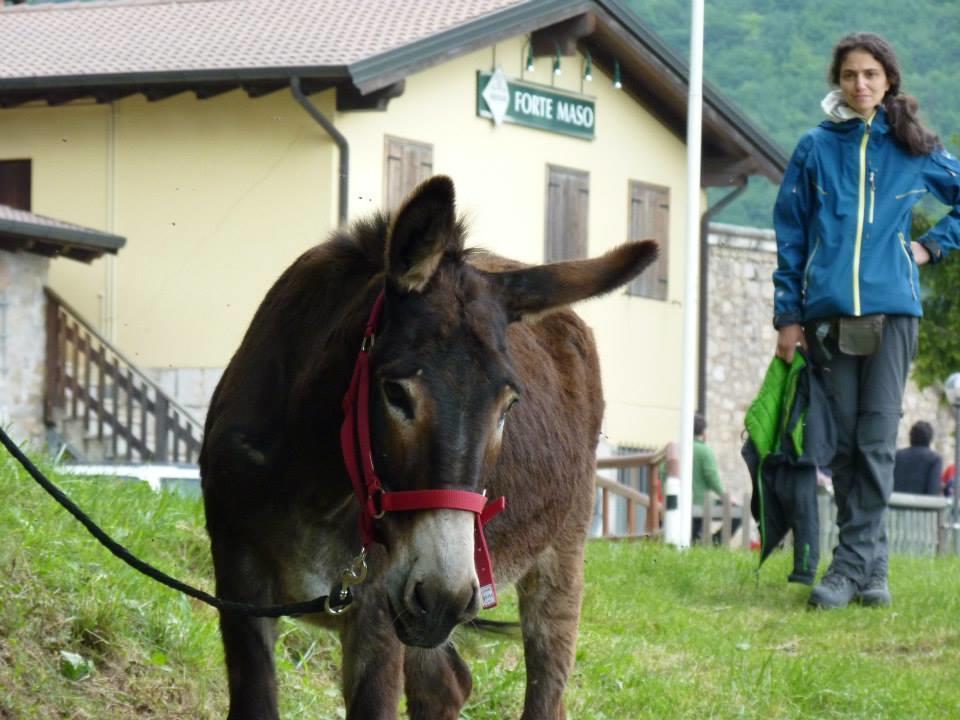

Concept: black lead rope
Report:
left=0, top=426, right=356, bottom=618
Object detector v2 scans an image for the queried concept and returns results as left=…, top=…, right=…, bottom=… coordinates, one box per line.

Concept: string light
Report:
left=613, top=60, right=622, bottom=89
left=583, top=51, right=593, bottom=82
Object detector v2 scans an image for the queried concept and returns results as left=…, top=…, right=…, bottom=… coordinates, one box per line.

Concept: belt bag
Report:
left=836, top=314, right=885, bottom=356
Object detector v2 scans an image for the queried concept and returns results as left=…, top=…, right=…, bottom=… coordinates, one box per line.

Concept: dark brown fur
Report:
left=200, top=176, right=657, bottom=719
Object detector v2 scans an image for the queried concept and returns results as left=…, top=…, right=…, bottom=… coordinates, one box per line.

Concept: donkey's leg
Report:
left=210, top=539, right=281, bottom=720
left=516, top=544, right=586, bottom=720
left=340, top=596, right=405, bottom=720
left=403, top=643, right=473, bottom=720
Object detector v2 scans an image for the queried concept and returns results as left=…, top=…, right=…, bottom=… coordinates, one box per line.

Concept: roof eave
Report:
left=0, top=217, right=126, bottom=263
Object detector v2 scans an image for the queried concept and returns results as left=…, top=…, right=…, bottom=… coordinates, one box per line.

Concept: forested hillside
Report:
left=627, top=0, right=960, bottom=227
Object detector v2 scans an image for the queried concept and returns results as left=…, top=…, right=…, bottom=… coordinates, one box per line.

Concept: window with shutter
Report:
left=0, top=159, right=31, bottom=211
left=627, top=181, right=669, bottom=300
left=384, top=136, right=434, bottom=211
left=544, top=165, right=589, bottom=262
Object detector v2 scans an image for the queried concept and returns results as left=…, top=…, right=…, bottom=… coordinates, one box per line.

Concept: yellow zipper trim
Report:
left=853, top=126, right=870, bottom=316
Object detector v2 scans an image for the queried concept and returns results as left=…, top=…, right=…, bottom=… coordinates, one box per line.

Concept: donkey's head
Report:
left=367, top=176, right=656, bottom=647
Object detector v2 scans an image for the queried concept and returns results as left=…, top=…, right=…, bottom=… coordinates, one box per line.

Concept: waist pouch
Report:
left=836, top=314, right=885, bottom=356
left=805, top=314, right=886, bottom=364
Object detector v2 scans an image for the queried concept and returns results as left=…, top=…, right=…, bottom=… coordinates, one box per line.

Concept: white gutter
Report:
left=103, top=102, right=118, bottom=343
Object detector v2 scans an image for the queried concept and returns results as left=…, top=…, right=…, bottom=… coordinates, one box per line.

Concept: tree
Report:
left=912, top=143, right=960, bottom=391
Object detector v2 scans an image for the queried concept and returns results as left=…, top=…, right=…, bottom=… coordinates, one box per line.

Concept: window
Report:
left=384, top=136, right=433, bottom=211
left=627, top=181, right=669, bottom=300
left=545, top=165, right=589, bottom=262
left=0, top=159, right=31, bottom=211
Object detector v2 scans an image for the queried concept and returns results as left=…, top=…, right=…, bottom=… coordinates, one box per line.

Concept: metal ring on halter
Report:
left=324, top=584, right=353, bottom=615
left=323, top=550, right=368, bottom=615
left=360, top=335, right=375, bottom=352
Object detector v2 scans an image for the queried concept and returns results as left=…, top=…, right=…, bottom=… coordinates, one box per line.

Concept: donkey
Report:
left=199, top=175, right=657, bottom=720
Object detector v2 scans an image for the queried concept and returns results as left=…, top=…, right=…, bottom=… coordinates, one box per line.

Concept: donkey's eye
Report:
left=382, top=380, right=415, bottom=421
left=498, top=397, right=519, bottom=428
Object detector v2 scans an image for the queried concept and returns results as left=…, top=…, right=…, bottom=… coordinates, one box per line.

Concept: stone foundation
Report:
left=0, top=251, right=49, bottom=449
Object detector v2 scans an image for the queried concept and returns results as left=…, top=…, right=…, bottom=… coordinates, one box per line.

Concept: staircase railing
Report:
left=43, top=288, right=203, bottom=464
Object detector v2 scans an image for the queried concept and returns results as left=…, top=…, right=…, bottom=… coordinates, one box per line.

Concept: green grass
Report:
left=1, top=452, right=959, bottom=719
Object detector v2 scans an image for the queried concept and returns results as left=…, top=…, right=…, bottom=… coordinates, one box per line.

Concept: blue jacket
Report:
left=773, top=107, right=960, bottom=328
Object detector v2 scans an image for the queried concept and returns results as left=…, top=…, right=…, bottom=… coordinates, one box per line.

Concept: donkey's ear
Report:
left=385, top=175, right=457, bottom=293
left=489, top=240, right=659, bottom=320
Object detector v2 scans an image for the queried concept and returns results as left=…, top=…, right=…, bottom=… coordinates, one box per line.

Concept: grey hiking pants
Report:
left=818, top=315, right=918, bottom=585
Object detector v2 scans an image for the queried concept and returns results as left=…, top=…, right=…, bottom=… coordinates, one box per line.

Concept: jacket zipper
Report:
left=853, top=124, right=870, bottom=316
left=895, top=188, right=928, bottom=200
left=898, top=231, right=917, bottom=300
left=868, top=171, right=876, bottom=224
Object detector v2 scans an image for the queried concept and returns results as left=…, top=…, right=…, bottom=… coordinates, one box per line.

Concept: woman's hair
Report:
left=829, top=32, right=940, bottom=156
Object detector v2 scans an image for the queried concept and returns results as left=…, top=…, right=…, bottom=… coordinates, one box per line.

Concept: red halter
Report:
left=340, top=290, right=506, bottom=608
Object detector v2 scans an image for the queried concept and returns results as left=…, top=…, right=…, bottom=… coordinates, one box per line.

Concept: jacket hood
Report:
left=818, top=92, right=890, bottom=135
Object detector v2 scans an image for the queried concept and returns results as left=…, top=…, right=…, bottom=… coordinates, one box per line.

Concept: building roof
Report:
left=0, top=204, right=126, bottom=262
left=0, top=0, right=787, bottom=185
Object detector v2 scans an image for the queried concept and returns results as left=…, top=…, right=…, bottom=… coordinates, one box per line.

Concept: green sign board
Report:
left=476, top=70, right=595, bottom=140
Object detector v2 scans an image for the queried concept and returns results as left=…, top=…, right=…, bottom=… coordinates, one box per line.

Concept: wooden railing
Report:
left=819, top=489, right=958, bottom=557
left=43, top=288, right=203, bottom=464
left=695, top=491, right=752, bottom=549
left=594, top=445, right=671, bottom=539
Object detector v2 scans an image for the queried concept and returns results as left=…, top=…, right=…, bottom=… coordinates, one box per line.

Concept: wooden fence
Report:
left=593, top=446, right=959, bottom=556
left=44, top=288, right=203, bottom=464
left=594, top=446, right=668, bottom=539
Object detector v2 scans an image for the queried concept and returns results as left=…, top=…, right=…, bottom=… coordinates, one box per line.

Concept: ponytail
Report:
left=884, top=93, right=940, bottom=156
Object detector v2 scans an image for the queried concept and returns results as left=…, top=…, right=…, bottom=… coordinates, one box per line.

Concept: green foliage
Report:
left=627, top=0, right=960, bottom=227
left=914, top=209, right=960, bottom=389
left=3, top=457, right=960, bottom=718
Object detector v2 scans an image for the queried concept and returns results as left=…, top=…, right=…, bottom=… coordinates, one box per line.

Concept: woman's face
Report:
left=838, top=49, right=890, bottom=117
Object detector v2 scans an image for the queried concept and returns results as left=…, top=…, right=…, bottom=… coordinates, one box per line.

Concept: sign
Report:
left=476, top=71, right=595, bottom=140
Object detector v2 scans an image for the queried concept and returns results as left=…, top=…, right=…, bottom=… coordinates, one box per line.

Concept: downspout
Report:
left=697, top=179, right=748, bottom=414
left=290, top=77, right=349, bottom=225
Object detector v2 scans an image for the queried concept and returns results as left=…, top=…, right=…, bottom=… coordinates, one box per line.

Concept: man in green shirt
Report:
left=692, top=413, right=724, bottom=542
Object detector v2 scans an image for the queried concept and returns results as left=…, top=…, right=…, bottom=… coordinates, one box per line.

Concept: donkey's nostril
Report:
left=412, top=581, right=430, bottom=616
left=462, top=583, right=480, bottom=618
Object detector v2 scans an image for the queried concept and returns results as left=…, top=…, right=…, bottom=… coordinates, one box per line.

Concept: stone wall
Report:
left=144, top=366, right=224, bottom=427
left=0, top=251, right=49, bottom=448
left=705, top=223, right=955, bottom=498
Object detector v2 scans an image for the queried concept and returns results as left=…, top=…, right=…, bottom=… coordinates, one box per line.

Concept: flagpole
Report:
left=665, top=0, right=704, bottom=547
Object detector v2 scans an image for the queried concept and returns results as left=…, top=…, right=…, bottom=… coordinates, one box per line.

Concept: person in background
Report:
left=942, top=463, right=956, bottom=497
left=691, top=412, right=724, bottom=542
left=893, top=421, right=942, bottom=496
left=772, top=32, right=960, bottom=609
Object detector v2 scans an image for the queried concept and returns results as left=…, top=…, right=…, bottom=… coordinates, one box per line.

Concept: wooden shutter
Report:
left=545, top=165, right=589, bottom=262
left=627, top=181, right=669, bottom=300
left=384, top=136, right=434, bottom=211
left=0, top=159, right=31, bottom=211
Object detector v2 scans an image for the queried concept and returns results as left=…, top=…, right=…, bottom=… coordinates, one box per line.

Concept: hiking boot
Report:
left=858, top=573, right=892, bottom=608
left=808, top=572, right=859, bottom=609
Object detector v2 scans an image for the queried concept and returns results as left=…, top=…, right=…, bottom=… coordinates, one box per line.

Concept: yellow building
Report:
left=0, top=0, right=784, bottom=456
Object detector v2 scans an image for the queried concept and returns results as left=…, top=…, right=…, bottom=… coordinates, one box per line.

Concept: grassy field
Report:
left=1, top=454, right=959, bottom=719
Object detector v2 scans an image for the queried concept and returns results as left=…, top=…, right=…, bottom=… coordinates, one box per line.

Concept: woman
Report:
left=772, top=32, right=960, bottom=609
